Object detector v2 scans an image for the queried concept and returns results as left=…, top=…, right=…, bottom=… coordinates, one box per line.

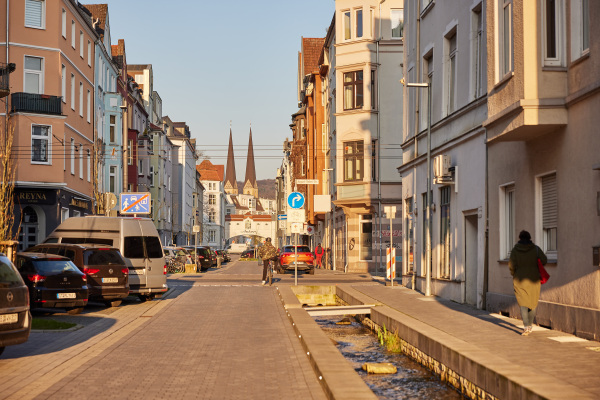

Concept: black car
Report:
left=220, top=250, right=231, bottom=263
left=0, top=253, right=31, bottom=357
left=183, top=246, right=213, bottom=271
left=240, top=248, right=256, bottom=259
left=16, top=253, right=88, bottom=314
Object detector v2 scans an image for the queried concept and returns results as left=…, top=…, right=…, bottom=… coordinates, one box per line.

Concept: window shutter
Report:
left=25, top=0, right=43, bottom=28
left=542, top=174, right=557, bottom=228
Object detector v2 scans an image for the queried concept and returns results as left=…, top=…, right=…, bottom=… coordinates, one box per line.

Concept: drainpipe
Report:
left=5, top=0, right=9, bottom=120
left=377, top=0, right=386, bottom=277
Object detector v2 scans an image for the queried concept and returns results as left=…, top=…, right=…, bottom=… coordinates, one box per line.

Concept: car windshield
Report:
left=0, top=257, right=22, bottom=287
left=84, top=249, right=125, bottom=265
left=282, top=246, right=311, bottom=253
left=32, top=260, right=81, bottom=274
left=175, top=249, right=188, bottom=256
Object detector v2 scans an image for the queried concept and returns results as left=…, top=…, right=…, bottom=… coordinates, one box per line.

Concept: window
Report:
left=355, top=9, right=363, bottom=38
left=421, top=53, right=433, bottom=130
left=109, top=115, right=116, bottom=142
left=70, top=138, right=75, bottom=175
left=343, top=11, right=351, bottom=40
left=80, top=31, right=84, bottom=58
left=570, top=0, right=590, bottom=60
left=371, top=8, right=375, bottom=38
left=371, top=139, right=377, bottom=182
left=405, top=199, right=414, bottom=273
left=498, top=0, right=513, bottom=78
left=25, top=0, right=44, bottom=29
left=61, top=65, right=66, bottom=102
left=79, top=145, right=83, bottom=179
left=343, top=71, right=363, bottom=110
left=61, top=208, right=69, bottom=222
left=543, top=0, right=565, bottom=66
left=128, top=140, right=133, bottom=165
left=370, top=70, right=376, bottom=110
left=79, top=82, right=83, bottom=117
left=86, top=149, right=90, bottom=182
left=343, top=141, right=364, bottom=182
left=70, top=74, right=75, bottom=110
left=87, top=90, right=91, bottom=123
left=209, top=231, right=216, bottom=242
left=150, top=166, right=154, bottom=187
left=71, top=21, right=75, bottom=48
left=87, top=40, right=92, bottom=66
left=446, top=32, right=457, bottom=114
left=209, top=211, right=216, bottom=223
left=24, top=56, right=43, bottom=94
left=360, top=214, right=373, bottom=261
left=31, top=125, right=50, bottom=163
left=500, top=184, right=515, bottom=259
left=391, top=9, right=404, bottom=38
left=539, top=173, right=557, bottom=258
left=109, top=166, right=117, bottom=193
left=61, top=9, right=66, bottom=37
left=440, top=186, right=451, bottom=278
left=301, top=159, right=305, bottom=176
left=472, top=6, right=484, bottom=100
left=209, top=194, right=216, bottom=205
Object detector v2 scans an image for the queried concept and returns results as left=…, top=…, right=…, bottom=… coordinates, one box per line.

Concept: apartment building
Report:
left=197, top=160, right=225, bottom=249
left=2, top=0, right=98, bottom=249
left=484, top=0, right=600, bottom=339
left=399, top=0, right=488, bottom=306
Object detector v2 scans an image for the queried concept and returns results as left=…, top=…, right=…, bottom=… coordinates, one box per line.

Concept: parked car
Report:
left=220, top=250, right=231, bottom=263
left=240, top=248, right=256, bottom=259
left=163, top=246, right=193, bottom=265
left=214, top=250, right=228, bottom=265
left=27, top=244, right=129, bottom=307
left=183, top=246, right=213, bottom=271
left=43, top=216, right=167, bottom=302
left=278, top=245, right=315, bottom=275
left=15, top=253, right=88, bottom=314
left=0, top=253, right=31, bottom=357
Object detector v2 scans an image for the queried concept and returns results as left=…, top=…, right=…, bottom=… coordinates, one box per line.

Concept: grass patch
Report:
left=377, top=324, right=402, bottom=353
left=240, top=258, right=259, bottom=262
left=32, top=318, right=77, bottom=330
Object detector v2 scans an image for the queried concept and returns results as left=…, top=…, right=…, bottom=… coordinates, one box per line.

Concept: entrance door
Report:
left=464, top=214, right=478, bottom=306
left=19, top=207, right=39, bottom=251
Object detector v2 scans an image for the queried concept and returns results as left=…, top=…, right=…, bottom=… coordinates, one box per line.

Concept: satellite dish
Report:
left=104, top=192, right=117, bottom=210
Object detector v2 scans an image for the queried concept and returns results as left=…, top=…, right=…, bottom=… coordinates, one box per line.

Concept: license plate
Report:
left=102, top=277, right=118, bottom=283
left=57, top=293, right=76, bottom=299
left=129, top=269, right=145, bottom=275
left=0, top=313, right=18, bottom=325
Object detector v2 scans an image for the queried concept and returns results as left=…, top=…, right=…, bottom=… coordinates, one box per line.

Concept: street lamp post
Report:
left=402, top=80, right=432, bottom=297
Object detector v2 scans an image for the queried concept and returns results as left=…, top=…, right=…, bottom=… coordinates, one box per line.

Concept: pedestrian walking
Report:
left=315, top=243, right=324, bottom=269
left=258, top=237, right=278, bottom=285
left=509, top=230, right=547, bottom=336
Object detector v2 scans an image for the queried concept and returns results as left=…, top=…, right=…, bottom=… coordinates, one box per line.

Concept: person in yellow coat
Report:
left=509, top=230, right=547, bottom=336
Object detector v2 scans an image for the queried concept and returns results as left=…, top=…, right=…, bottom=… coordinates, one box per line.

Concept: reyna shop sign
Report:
left=16, top=190, right=56, bottom=205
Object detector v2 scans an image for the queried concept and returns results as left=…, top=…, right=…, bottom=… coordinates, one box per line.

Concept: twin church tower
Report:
left=223, top=128, right=258, bottom=198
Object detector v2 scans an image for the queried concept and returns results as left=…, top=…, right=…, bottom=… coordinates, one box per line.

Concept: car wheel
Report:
left=66, top=307, right=84, bottom=315
left=0, top=346, right=5, bottom=357
left=105, top=300, right=122, bottom=307
left=138, top=294, right=149, bottom=302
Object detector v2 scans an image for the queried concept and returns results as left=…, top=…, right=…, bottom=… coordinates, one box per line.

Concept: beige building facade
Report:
left=484, top=0, right=600, bottom=339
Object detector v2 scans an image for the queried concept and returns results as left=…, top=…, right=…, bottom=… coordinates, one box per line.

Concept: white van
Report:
left=227, top=243, right=249, bottom=254
left=44, top=216, right=167, bottom=301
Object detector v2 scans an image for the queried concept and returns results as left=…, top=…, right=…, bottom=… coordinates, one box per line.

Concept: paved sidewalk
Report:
left=339, top=282, right=600, bottom=399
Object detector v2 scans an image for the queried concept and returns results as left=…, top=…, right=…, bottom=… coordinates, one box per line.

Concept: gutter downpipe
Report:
left=5, top=0, right=9, bottom=120
left=377, top=0, right=385, bottom=277
left=413, top=0, right=422, bottom=291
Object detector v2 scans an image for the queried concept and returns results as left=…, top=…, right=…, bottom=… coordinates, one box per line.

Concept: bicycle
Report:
left=267, top=259, right=274, bottom=286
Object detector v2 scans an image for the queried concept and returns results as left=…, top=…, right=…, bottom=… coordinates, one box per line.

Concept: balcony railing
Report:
left=11, top=92, right=62, bottom=115
left=0, top=62, right=14, bottom=98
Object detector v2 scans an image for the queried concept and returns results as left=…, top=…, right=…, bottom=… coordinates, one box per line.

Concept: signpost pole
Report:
left=294, top=232, right=298, bottom=286
left=390, top=213, right=393, bottom=287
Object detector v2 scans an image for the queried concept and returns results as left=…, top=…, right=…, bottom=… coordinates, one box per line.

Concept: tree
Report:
left=0, top=116, right=18, bottom=249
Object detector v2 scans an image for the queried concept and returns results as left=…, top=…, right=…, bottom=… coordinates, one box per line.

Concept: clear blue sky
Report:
left=103, top=0, right=334, bottom=180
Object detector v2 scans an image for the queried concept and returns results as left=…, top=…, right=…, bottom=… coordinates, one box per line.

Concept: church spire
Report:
left=224, top=128, right=238, bottom=195
left=243, top=127, right=258, bottom=198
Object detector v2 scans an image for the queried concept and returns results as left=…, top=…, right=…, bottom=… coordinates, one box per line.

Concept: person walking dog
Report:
left=258, top=238, right=278, bottom=285
left=509, top=230, right=547, bottom=336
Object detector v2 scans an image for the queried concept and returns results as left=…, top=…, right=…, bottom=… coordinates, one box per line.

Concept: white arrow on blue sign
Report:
left=277, top=214, right=287, bottom=220
left=287, top=192, right=305, bottom=209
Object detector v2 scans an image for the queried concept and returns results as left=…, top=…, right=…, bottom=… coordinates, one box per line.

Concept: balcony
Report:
left=0, top=62, right=15, bottom=98
left=11, top=92, right=62, bottom=115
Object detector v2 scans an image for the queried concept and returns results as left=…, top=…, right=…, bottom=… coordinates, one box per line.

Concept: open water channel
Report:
left=315, top=316, right=464, bottom=399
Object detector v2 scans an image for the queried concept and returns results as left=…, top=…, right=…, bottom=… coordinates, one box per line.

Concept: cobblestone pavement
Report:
left=0, top=256, right=330, bottom=400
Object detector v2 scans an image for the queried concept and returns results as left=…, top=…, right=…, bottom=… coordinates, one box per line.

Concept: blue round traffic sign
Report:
left=287, top=192, right=305, bottom=209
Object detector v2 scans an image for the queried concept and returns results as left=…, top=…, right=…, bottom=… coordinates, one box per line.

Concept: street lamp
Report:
left=401, top=79, right=432, bottom=297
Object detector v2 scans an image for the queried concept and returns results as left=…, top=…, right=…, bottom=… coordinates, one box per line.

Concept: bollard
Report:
left=217, top=256, right=221, bottom=268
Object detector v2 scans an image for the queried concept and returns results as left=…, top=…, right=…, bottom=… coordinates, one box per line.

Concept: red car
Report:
left=278, top=246, right=314, bottom=275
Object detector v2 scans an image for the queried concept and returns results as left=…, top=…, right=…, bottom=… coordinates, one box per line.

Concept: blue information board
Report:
left=120, top=193, right=151, bottom=214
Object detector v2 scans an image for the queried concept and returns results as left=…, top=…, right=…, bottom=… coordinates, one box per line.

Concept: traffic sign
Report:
left=296, top=179, right=319, bottom=185
left=277, top=214, right=287, bottom=220
left=288, top=209, right=305, bottom=223
left=287, top=192, right=305, bottom=209
left=290, top=222, right=303, bottom=233
left=120, top=192, right=151, bottom=214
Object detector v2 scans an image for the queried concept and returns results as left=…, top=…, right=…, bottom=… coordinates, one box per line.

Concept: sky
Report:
left=102, top=0, right=335, bottom=180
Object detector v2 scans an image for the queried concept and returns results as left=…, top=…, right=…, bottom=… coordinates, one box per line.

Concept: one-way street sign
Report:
left=120, top=193, right=151, bottom=214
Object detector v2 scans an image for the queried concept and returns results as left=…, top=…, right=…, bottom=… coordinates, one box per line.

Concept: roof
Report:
left=82, top=4, right=108, bottom=40
left=244, top=128, right=257, bottom=189
left=302, top=37, right=325, bottom=75
left=224, top=129, right=238, bottom=192
left=197, top=160, right=224, bottom=182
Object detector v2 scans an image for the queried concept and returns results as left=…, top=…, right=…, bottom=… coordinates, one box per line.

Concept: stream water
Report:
left=315, top=316, right=464, bottom=399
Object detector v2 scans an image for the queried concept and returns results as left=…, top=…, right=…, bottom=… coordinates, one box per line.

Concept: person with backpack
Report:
left=315, top=243, right=324, bottom=269
left=258, top=237, right=278, bottom=285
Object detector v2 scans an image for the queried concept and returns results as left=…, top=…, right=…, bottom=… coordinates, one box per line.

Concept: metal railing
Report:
left=11, top=92, right=62, bottom=115
left=0, top=62, right=14, bottom=96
